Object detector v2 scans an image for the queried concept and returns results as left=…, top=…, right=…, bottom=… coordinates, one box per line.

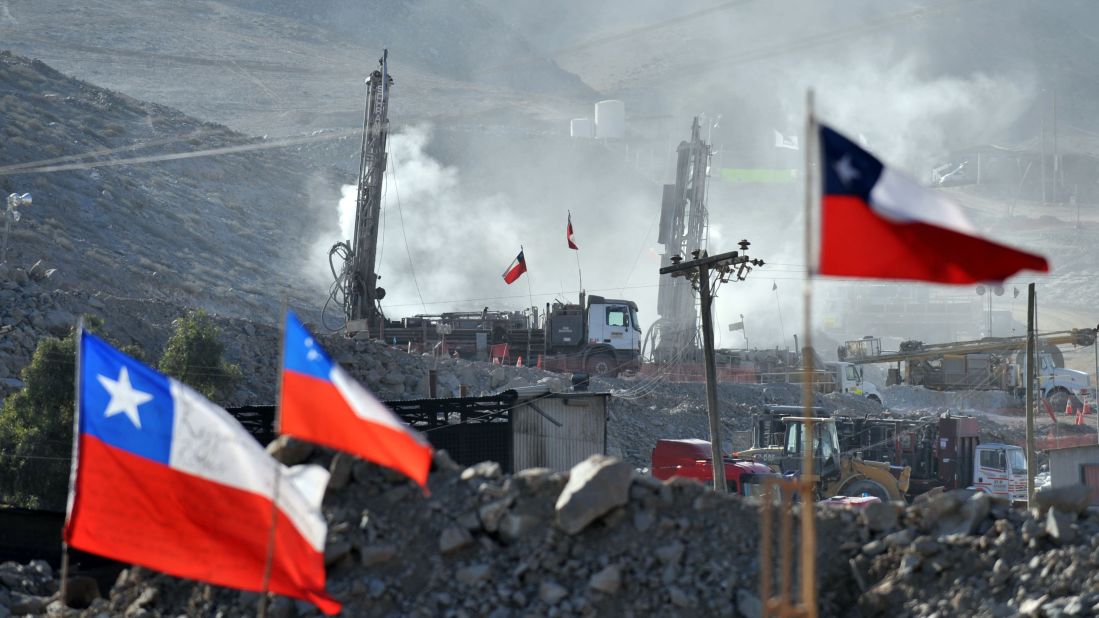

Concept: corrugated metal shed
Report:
left=1048, top=443, right=1099, bottom=505
left=510, top=387, right=608, bottom=472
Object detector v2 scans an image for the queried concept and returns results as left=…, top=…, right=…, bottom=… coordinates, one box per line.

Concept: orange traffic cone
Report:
left=516, top=356, right=523, bottom=367
left=1076, top=407, right=1085, bottom=426
left=1065, top=399, right=1075, bottom=416
left=1085, top=401, right=1094, bottom=416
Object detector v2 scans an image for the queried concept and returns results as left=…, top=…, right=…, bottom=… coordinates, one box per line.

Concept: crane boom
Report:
left=345, top=50, right=393, bottom=331
left=841, top=328, right=1097, bottom=364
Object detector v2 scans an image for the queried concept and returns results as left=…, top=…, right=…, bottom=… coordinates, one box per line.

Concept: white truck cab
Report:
left=971, top=443, right=1028, bottom=503
left=827, top=361, right=882, bottom=404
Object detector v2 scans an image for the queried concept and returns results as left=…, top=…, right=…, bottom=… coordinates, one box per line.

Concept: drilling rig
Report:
left=645, top=117, right=711, bottom=364
left=330, top=50, right=393, bottom=335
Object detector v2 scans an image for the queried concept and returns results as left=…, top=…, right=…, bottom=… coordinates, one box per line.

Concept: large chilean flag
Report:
left=818, top=124, right=1049, bottom=283
left=66, top=332, right=340, bottom=615
left=279, top=312, right=432, bottom=488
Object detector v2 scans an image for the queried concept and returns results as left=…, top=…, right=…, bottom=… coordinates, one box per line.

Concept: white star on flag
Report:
left=834, top=155, right=860, bottom=185
left=97, top=366, right=153, bottom=429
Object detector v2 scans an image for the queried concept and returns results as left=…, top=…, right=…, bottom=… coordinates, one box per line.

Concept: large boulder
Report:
left=554, top=455, right=633, bottom=535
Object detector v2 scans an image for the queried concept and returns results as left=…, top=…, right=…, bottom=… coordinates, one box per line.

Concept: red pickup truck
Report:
left=651, top=438, right=777, bottom=496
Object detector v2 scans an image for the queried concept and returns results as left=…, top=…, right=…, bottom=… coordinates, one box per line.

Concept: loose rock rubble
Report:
left=2, top=449, right=1095, bottom=617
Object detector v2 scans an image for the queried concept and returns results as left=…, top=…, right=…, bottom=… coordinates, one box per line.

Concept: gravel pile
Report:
left=3, top=449, right=1097, bottom=617
left=882, top=385, right=1020, bottom=413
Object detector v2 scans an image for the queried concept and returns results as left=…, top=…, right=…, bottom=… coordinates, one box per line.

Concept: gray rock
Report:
left=360, top=544, right=397, bottom=567
left=461, top=461, right=502, bottom=481
left=498, top=513, right=541, bottom=543
left=456, top=564, right=491, bottom=585
left=1035, top=485, right=1093, bottom=515
left=439, top=525, right=474, bottom=554
left=539, top=581, right=568, bottom=605
left=668, top=586, right=695, bottom=608
left=478, top=498, right=512, bottom=533
left=737, top=589, right=763, bottom=618
left=860, top=501, right=899, bottom=532
left=9, top=592, right=46, bottom=615
left=1045, top=507, right=1076, bottom=544
left=42, top=308, right=74, bottom=336
left=265, top=436, right=314, bottom=466
left=588, top=565, right=621, bottom=595
left=327, top=453, right=353, bottom=491
left=555, top=455, right=633, bottom=535
left=62, top=575, right=100, bottom=609
left=655, top=541, right=685, bottom=565
left=324, top=540, right=352, bottom=567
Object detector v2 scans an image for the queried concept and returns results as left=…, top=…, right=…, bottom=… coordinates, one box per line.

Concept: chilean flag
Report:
left=567, top=212, right=579, bottom=250
left=819, top=124, right=1049, bottom=283
left=66, top=332, right=340, bottom=615
left=502, top=249, right=527, bottom=285
left=279, top=312, right=432, bottom=488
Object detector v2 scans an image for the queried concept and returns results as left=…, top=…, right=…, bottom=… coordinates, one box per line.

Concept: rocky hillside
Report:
left=0, top=51, right=341, bottom=322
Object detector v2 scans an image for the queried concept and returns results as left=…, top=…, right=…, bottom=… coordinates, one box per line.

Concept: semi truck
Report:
left=371, top=293, right=641, bottom=376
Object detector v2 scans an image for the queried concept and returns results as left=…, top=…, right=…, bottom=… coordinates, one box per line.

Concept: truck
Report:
left=839, top=330, right=1097, bottom=411
left=740, top=409, right=911, bottom=502
left=650, top=438, right=777, bottom=497
left=371, top=293, right=641, bottom=376
left=826, top=413, right=1028, bottom=503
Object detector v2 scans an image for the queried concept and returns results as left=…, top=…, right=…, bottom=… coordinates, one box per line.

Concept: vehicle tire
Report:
left=840, top=479, right=890, bottom=502
left=1048, top=388, right=1072, bottom=414
left=586, top=353, right=617, bottom=377
left=867, top=394, right=882, bottom=406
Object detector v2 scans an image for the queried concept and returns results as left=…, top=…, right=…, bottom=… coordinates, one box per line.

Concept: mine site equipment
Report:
left=371, top=292, right=641, bottom=377
left=330, top=50, right=392, bottom=335
left=742, top=410, right=910, bottom=502
left=645, top=116, right=711, bottom=365
left=2, top=192, right=31, bottom=264
left=839, top=328, right=1098, bottom=410
left=650, top=438, right=777, bottom=497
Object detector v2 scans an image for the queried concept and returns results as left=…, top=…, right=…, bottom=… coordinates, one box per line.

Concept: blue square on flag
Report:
left=80, top=333, right=174, bottom=465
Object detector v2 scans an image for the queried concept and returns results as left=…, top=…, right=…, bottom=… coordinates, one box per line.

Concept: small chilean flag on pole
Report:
left=818, top=123, right=1049, bottom=284
left=502, top=248, right=527, bottom=284
left=66, top=332, right=340, bottom=614
left=567, top=212, right=579, bottom=250
left=279, top=312, right=432, bottom=488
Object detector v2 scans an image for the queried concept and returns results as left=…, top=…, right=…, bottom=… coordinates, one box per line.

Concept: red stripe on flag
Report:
left=65, top=435, right=339, bottom=614
left=819, top=195, right=1049, bottom=283
left=281, top=370, right=432, bottom=487
left=503, top=258, right=526, bottom=284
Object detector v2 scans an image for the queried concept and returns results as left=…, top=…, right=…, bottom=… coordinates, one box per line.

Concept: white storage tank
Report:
left=594, top=99, right=625, bottom=139
left=570, top=117, right=594, bottom=138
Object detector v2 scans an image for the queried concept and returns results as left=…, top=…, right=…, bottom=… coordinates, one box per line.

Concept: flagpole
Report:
left=799, top=88, right=818, bottom=617
left=571, top=210, right=583, bottom=294
left=60, top=317, right=85, bottom=609
left=522, top=245, right=534, bottom=366
left=259, top=300, right=289, bottom=618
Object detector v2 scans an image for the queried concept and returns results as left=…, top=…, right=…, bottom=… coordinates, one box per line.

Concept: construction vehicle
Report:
left=818, top=413, right=1030, bottom=503
left=650, top=439, right=777, bottom=497
left=740, top=408, right=910, bottom=502
left=372, top=293, right=641, bottom=376
left=840, top=330, right=1097, bottom=410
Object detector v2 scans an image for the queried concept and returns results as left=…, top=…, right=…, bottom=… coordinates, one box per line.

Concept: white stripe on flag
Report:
left=868, top=167, right=976, bottom=235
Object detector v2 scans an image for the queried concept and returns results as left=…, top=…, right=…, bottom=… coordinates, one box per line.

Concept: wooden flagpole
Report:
left=258, top=301, right=289, bottom=617
left=799, top=89, right=819, bottom=617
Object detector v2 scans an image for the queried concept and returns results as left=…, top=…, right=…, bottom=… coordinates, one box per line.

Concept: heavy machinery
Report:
left=373, top=293, right=641, bottom=376
left=330, top=50, right=393, bottom=336
left=650, top=439, right=776, bottom=497
left=740, top=408, right=910, bottom=502
left=840, top=330, right=1097, bottom=410
left=644, top=117, right=711, bottom=365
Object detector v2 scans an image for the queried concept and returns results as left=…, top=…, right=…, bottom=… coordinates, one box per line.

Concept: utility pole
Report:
left=660, top=242, right=764, bottom=493
left=1025, top=283, right=1037, bottom=507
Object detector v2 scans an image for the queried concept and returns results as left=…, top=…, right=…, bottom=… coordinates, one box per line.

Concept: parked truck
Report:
left=840, top=331, right=1097, bottom=411
left=650, top=438, right=777, bottom=497
left=372, top=293, right=641, bottom=376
